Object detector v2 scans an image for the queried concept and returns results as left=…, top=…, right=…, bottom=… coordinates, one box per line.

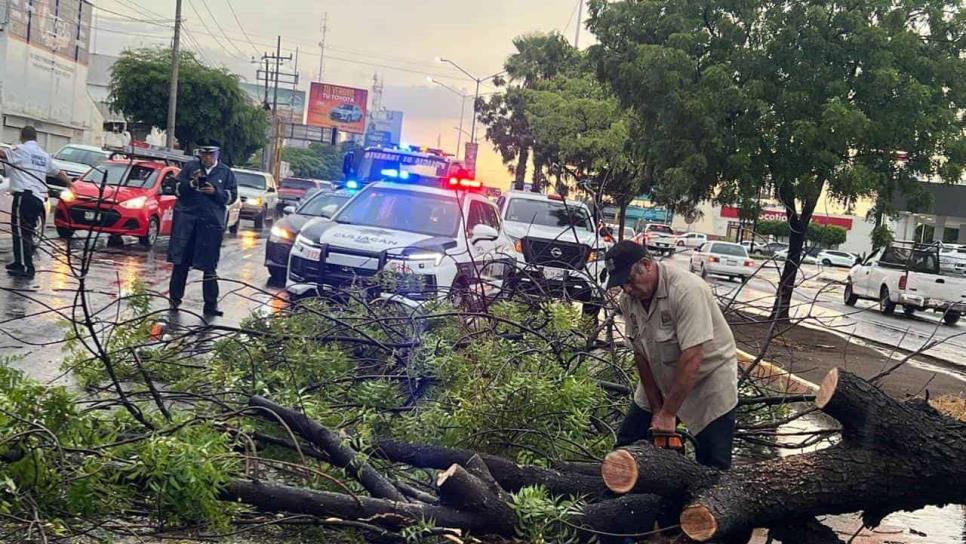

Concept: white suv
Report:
left=286, top=181, right=514, bottom=306
left=496, top=191, right=608, bottom=311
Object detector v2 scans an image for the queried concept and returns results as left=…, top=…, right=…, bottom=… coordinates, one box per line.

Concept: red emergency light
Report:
left=448, top=177, right=482, bottom=189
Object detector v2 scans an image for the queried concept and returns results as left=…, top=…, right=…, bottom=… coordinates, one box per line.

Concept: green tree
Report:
left=281, top=143, right=345, bottom=180
left=588, top=0, right=966, bottom=318
left=478, top=32, right=579, bottom=191
left=109, top=48, right=269, bottom=166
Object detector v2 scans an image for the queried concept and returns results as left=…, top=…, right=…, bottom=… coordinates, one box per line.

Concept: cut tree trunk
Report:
left=679, top=368, right=966, bottom=541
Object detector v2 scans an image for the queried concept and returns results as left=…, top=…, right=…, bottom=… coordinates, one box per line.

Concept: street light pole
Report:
left=428, top=77, right=470, bottom=158
left=436, top=58, right=507, bottom=145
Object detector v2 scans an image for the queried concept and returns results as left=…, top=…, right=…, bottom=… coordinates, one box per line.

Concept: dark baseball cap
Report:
left=604, top=240, right=649, bottom=289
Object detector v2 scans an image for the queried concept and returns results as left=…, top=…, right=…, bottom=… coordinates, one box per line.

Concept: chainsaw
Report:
left=649, top=429, right=696, bottom=455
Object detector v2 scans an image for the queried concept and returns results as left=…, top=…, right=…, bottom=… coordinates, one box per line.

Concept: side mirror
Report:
left=267, top=186, right=276, bottom=193
left=283, top=205, right=295, bottom=216
left=471, top=224, right=499, bottom=244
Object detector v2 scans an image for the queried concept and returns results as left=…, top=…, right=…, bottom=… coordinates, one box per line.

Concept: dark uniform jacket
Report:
left=166, top=160, right=237, bottom=272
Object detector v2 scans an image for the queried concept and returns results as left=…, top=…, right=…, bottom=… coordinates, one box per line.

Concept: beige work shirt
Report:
left=619, top=262, right=738, bottom=434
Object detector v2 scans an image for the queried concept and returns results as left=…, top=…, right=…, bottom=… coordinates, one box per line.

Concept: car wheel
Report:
left=879, top=286, right=895, bottom=316
left=822, top=258, right=832, bottom=267
left=943, top=311, right=961, bottom=326
left=268, top=266, right=287, bottom=284
left=700, top=265, right=709, bottom=280
left=902, top=305, right=916, bottom=318
left=56, top=227, right=74, bottom=239
left=253, top=208, right=266, bottom=230
left=138, top=217, right=159, bottom=247
left=844, top=281, right=858, bottom=306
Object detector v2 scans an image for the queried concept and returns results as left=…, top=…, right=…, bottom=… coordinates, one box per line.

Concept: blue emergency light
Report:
left=345, top=180, right=360, bottom=190
left=380, top=168, right=411, bottom=180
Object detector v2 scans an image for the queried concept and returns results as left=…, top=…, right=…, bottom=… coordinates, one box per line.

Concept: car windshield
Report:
left=648, top=225, right=673, bottom=234
left=54, top=146, right=108, bottom=167
left=711, top=243, right=748, bottom=257
left=298, top=192, right=352, bottom=218
left=281, top=178, right=319, bottom=191
left=505, top=199, right=593, bottom=230
left=79, top=163, right=159, bottom=189
left=334, top=188, right=460, bottom=237
left=235, top=171, right=267, bottom=190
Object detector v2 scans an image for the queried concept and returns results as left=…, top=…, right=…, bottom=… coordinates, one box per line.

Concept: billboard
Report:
left=364, top=110, right=404, bottom=147
left=307, top=83, right=369, bottom=134
left=238, top=82, right=305, bottom=124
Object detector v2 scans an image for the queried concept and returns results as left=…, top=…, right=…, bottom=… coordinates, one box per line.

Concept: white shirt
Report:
left=204, top=161, right=218, bottom=176
left=6, top=141, right=59, bottom=200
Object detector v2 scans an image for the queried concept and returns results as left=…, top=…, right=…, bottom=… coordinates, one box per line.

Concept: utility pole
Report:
left=574, top=0, right=583, bottom=48
left=317, top=13, right=328, bottom=82
left=256, top=38, right=296, bottom=178
left=272, top=36, right=281, bottom=115
left=166, top=0, right=183, bottom=149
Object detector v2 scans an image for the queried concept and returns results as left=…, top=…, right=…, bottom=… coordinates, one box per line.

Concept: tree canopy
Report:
left=281, top=143, right=346, bottom=180
left=109, top=48, right=270, bottom=166
left=587, top=0, right=966, bottom=316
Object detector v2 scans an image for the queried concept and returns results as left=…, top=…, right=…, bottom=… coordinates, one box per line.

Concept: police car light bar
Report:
left=380, top=168, right=411, bottom=180
left=448, top=177, right=482, bottom=189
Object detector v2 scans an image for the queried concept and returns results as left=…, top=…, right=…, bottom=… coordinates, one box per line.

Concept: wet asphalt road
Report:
left=1, top=224, right=965, bottom=386
left=665, top=250, right=966, bottom=380
left=0, top=221, right=284, bottom=384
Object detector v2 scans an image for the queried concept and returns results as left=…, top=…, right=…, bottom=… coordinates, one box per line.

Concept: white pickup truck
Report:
left=845, top=241, right=966, bottom=325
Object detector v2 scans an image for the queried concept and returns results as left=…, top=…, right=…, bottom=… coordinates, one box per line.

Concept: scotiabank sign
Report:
left=721, top=207, right=853, bottom=230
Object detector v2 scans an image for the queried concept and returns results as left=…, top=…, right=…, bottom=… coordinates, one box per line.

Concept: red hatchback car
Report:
left=55, top=159, right=181, bottom=247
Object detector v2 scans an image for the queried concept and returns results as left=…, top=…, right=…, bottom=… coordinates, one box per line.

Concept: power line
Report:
left=223, top=0, right=259, bottom=56
left=183, top=0, right=246, bottom=61
left=86, top=1, right=172, bottom=26
left=108, top=0, right=168, bottom=20
left=196, top=0, right=248, bottom=58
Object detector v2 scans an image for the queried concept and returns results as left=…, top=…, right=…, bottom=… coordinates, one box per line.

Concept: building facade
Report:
left=0, top=0, right=100, bottom=148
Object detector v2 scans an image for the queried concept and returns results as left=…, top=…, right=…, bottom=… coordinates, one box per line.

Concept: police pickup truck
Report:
left=845, top=241, right=966, bottom=325
left=286, top=177, right=514, bottom=306
left=497, top=191, right=609, bottom=313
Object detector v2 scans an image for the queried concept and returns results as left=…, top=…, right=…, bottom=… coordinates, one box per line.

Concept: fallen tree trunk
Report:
left=225, top=478, right=670, bottom=539
left=597, top=369, right=966, bottom=542
left=371, top=437, right=609, bottom=498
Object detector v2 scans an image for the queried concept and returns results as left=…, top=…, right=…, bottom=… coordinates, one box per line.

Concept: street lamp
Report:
left=435, top=57, right=507, bottom=144
left=428, top=76, right=471, bottom=158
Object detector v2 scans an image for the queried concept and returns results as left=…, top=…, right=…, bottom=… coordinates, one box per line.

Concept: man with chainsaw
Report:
left=605, top=241, right=738, bottom=470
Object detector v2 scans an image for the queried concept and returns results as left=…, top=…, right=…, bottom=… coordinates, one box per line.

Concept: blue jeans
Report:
left=615, top=402, right=736, bottom=470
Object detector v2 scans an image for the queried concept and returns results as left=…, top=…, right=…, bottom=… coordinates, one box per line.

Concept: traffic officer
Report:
left=606, top=240, right=739, bottom=469
left=0, top=126, right=71, bottom=278
left=167, top=143, right=237, bottom=317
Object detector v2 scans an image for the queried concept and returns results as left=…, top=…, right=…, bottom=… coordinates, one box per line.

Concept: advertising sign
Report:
left=238, top=83, right=305, bottom=124
left=364, top=110, right=404, bottom=147
left=306, top=83, right=369, bottom=134
left=280, top=123, right=335, bottom=144
left=464, top=142, right=479, bottom=177
left=720, top=206, right=854, bottom=230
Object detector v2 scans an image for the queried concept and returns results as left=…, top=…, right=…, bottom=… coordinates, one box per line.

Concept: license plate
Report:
left=293, top=244, right=321, bottom=261
left=543, top=267, right=567, bottom=281
left=727, top=259, right=738, bottom=266
left=84, top=211, right=96, bottom=221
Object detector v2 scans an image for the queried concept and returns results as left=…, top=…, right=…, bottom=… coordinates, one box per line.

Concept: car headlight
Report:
left=60, top=189, right=75, bottom=202
left=120, top=196, right=147, bottom=209
left=270, top=225, right=294, bottom=242
left=250, top=196, right=263, bottom=207
left=587, top=248, right=606, bottom=262
left=391, top=251, right=445, bottom=267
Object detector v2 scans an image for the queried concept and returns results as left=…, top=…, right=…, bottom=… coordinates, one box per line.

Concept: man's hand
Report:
left=200, top=185, right=216, bottom=195
left=650, top=410, right=676, bottom=433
